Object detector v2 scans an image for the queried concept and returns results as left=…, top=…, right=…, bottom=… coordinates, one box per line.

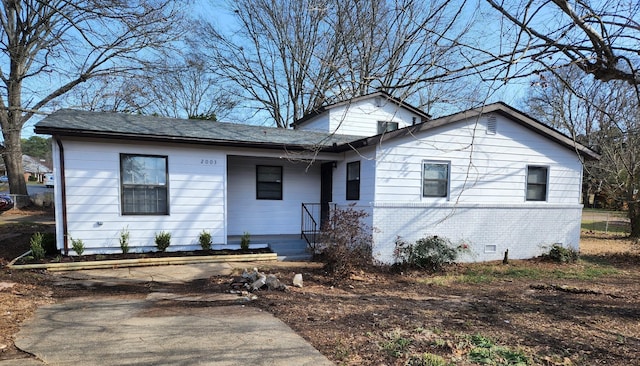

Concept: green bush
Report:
left=119, top=227, right=130, bottom=254
left=395, top=235, right=461, bottom=272
left=318, top=204, right=373, bottom=280
left=544, top=244, right=579, bottom=263
left=240, top=231, right=250, bottom=250
left=71, top=237, right=85, bottom=256
left=30, top=232, right=46, bottom=260
left=199, top=230, right=212, bottom=250
left=155, top=231, right=171, bottom=252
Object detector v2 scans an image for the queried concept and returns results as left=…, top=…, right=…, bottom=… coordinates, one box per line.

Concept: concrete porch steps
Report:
left=227, top=234, right=312, bottom=261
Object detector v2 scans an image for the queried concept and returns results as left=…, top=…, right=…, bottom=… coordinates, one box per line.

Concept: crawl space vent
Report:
left=484, top=244, right=497, bottom=253
left=486, top=115, right=497, bottom=135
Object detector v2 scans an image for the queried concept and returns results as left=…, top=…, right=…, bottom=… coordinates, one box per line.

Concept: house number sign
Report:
left=200, top=159, right=217, bottom=165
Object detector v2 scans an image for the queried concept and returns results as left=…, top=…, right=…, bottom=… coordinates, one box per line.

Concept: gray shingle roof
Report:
left=35, top=103, right=600, bottom=161
left=34, top=109, right=361, bottom=150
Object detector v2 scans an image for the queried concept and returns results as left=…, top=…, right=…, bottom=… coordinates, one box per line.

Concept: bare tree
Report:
left=200, top=0, right=473, bottom=128
left=71, top=55, right=239, bottom=121
left=68, top=75, right=154, bottom=114
left=483, top=0, right=640, bottom=87
left=0, top=0, right=183, bottom=195
left=527, top=67, right=640, bottom=237
left=143, top=55, right=239, bottom=121
left=198, top=0, right=335, bottom=128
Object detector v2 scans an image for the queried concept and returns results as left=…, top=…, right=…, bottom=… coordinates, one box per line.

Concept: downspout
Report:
left=54, top=136, right=69, bottom=255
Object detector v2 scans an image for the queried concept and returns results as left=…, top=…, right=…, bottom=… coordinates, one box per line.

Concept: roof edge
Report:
left=34, top=126, right=336, bottom=152
left=339, top=102, right=600, bottom=161
left=291, top=91, right=431, bottom=127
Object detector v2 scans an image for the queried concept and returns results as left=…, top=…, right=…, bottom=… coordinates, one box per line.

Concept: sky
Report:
left=19, top=0, right=540, bottom=138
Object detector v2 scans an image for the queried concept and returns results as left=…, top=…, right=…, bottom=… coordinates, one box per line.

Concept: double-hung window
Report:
left=256, top=165, right=283, bottom=200
left=346, top=161, right=360, bottom=200
left=121, top=154, right=168, bottom=215
left=422, top=161, right=449, bottom=198
left=526, top=166, right=548, bottom=201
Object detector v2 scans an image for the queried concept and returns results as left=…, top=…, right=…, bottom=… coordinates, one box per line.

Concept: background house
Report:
left=35, top=92, right=598, bottom=262
left=0, top=155, right=51, bottom=183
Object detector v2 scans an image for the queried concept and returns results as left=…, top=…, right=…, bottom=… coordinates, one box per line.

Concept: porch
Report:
left=227, top=234, right=312, bottom=261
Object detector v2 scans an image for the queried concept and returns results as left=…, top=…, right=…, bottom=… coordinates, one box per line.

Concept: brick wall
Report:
left=371, top=202, right=582, bottom=264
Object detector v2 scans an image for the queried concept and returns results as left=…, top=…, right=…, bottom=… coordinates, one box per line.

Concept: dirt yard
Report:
left=1, top=212, right=639, bottom=365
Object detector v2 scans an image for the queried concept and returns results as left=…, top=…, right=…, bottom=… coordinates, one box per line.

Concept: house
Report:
left=34, top=91, right=599, bottom=263
left=0, top=155, right=51, bottom=183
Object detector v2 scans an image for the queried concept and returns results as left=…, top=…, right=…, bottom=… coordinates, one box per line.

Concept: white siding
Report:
left=332, top=148, right=376, bottom=205
left=369, top=113, right=585, bottom=263
left=296, top=114, right=330, bottom=132
left=57, top=138, right=226, bottom=254
left=331, top=148, right=376, bottom=228
left=296, top=97, right=422, bottom=136
left=374, top=113, right=583, bottom=204
left=329, top=99, right=421, bottom=136
left=227, top=155, right=321, bottom=235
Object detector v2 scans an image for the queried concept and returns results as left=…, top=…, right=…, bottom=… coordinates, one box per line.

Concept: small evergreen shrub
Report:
left=119, top=227, right=130, bottom=254
left=30, top=232, right=46, bottom=260
left=199, top=230, right=212, bottom=250
left=240, top=231, right=250, bottom=250
left=155, top=231, right=171, bottom=252
left=71, top=237, right=85, bottom=256
left=395, top=235, right=463, bottom=272
left=544, top=244, right=579, bottom=263
left=317, top=204, right=373, bottom=279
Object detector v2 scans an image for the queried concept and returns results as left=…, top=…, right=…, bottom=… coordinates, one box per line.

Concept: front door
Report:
left=320, top=162, right=333, bottom=228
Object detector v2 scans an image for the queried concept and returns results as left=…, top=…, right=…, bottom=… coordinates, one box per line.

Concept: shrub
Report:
left=71, top=237, right=85, bottom=256
left=119, top=227, right=130, bottom=254
left=240, top=231, right=250, bottom=250
left=406, top=352, right=448, bottom=366
left=155, top=231, right=171, bottom=252
left=395, top=235, right=461, bottom=272
left=317, top=204, right=373, bottom=279
left=199, top=230, right=212, bottom=250
left=544, top=244, right=579, bottom=263
left=30, top=232, right=46, bottom=260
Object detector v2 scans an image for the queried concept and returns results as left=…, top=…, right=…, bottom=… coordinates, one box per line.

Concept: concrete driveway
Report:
left=7, top=263, right=333, bottom=366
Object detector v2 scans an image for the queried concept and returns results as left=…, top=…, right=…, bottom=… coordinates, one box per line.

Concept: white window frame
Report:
left=422, top=160, right=450, bottom=199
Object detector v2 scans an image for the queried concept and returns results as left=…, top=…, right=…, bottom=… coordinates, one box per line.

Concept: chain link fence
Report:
left=6, top=192, right=54, bottom=210
left=582, top=210, right=630, bottom=234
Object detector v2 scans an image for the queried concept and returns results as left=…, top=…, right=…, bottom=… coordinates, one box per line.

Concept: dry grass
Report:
left=580, top=234, right=639, bottom=255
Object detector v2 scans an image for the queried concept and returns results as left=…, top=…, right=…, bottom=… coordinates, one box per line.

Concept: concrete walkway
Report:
left=6, top=263, right=334, bottom=366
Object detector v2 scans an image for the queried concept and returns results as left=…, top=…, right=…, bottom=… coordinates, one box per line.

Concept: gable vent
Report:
left=486, top=115, right=497, bottom=135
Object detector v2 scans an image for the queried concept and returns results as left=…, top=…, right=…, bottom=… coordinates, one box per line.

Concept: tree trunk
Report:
left=2, top=131, right=28, bottom=196
left=2, top=47, right=29, bottom=197
left=628, top=199, right=640, bottom=239
left=0, top=108, right=28, bottom=196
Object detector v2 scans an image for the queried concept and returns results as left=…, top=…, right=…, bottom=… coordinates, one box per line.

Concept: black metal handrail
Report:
left=301, top=203, right=319, bottom=252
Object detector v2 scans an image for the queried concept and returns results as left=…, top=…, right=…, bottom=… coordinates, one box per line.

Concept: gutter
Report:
left=54, top=136, right=69, bottom=255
